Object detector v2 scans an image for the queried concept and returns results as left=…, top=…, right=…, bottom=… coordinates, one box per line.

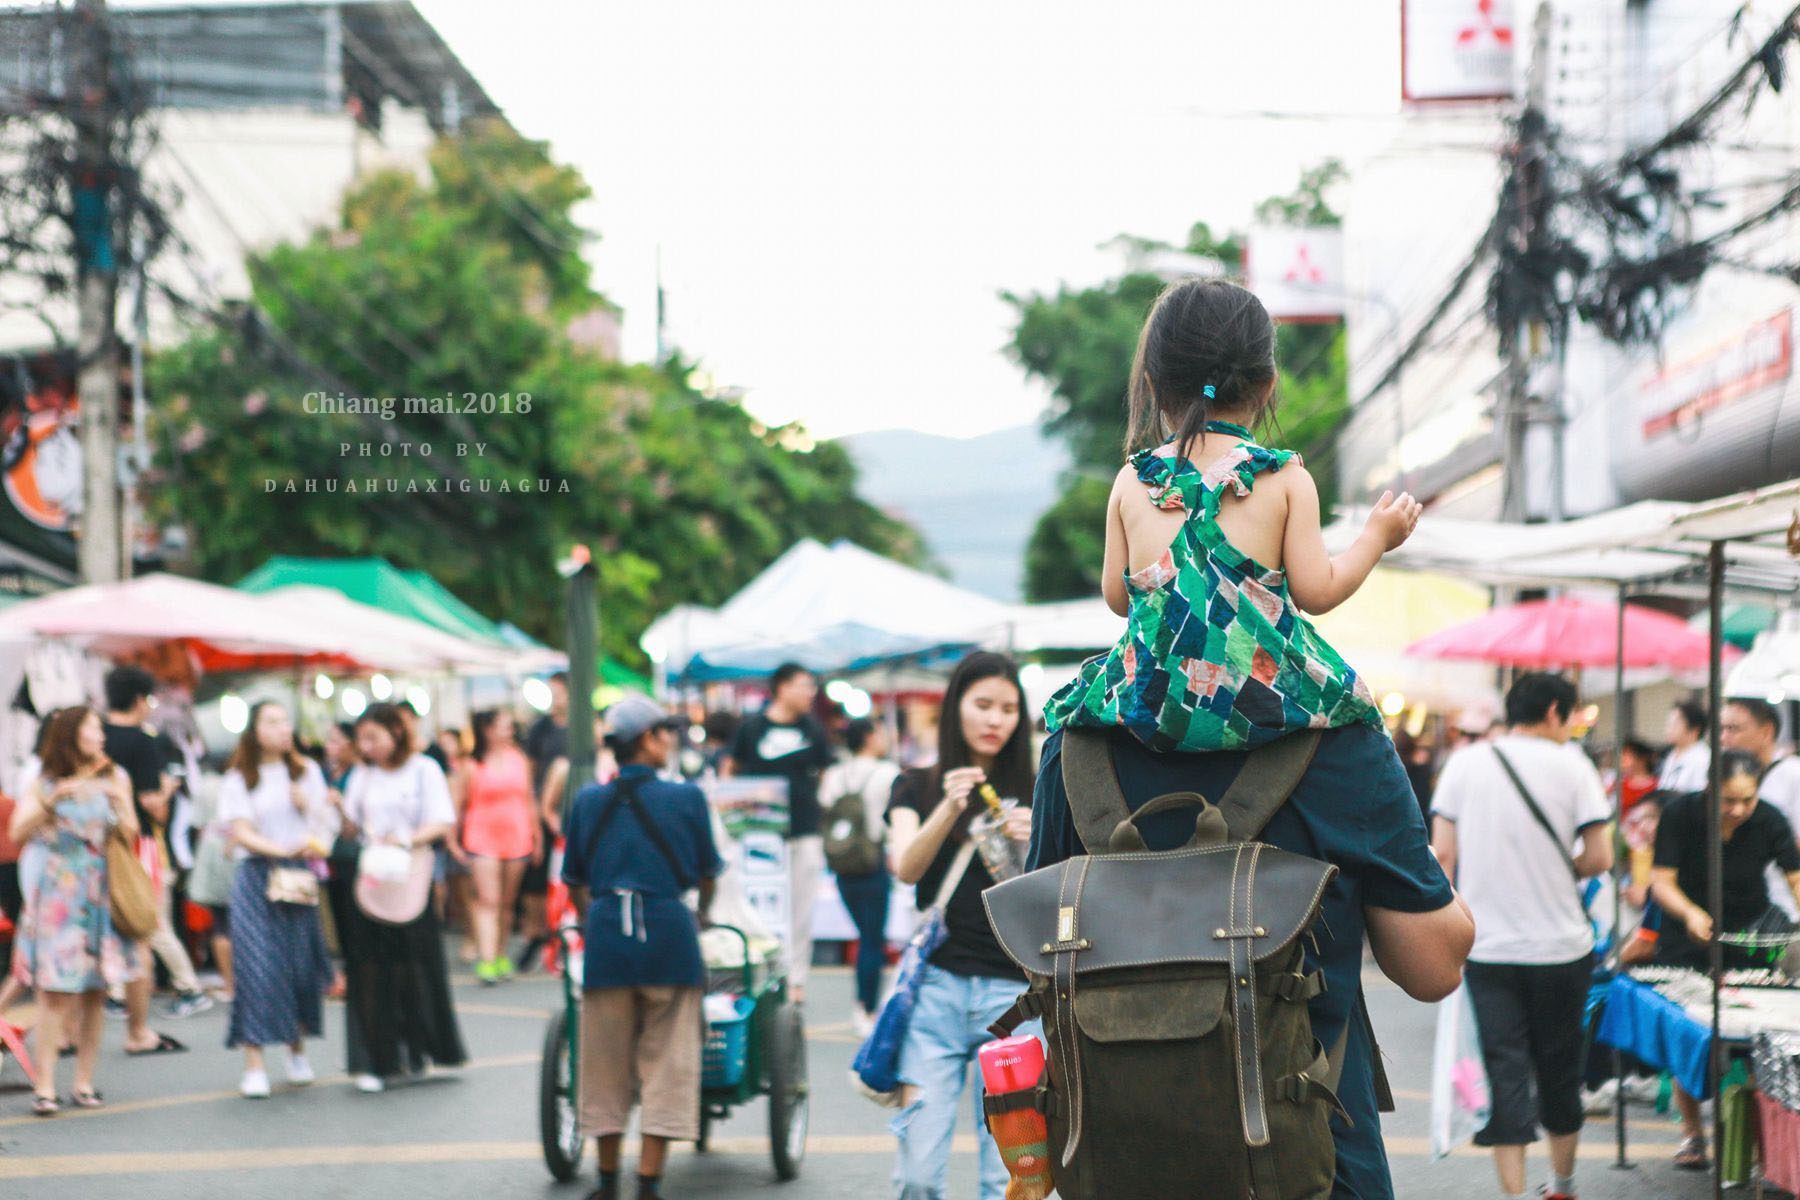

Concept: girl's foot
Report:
left=31, top=1093, right=59, bottom=1116
left=1674, top=1134, right=1709, bottom=1170
left=71, top=1087, right=103, bottom=1109
left=353, top=1073, right=385, bottom=1093
left=286, top=1051, right=315, bottom=1086
left=475, top=960, right=500, bottom=986
left=494, top=955, right=515, bottom=980
left=240, top=1068, right=271, bottom=1099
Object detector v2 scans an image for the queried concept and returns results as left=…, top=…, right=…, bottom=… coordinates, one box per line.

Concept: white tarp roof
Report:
left=1329, top=480, right=1800, bottom=598
left=643, top=539, right=1013, bottom=677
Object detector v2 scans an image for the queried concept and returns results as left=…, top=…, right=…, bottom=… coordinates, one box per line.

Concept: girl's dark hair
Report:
left=929, top=651, right=1034, bottom=843
left=1124, top=278, right=1278, bottom=460
left=40, top=705, right=110, bottom=783
left=354, top=702, right=414, bottom=769
left=470, top=709, right=512, bottom=764
left=227, top=700, right=307, bottom=790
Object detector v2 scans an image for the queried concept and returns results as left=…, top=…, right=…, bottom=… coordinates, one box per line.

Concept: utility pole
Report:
left=1498, top=2, right=1555, bottom=525
left=73, top=0, right=124, bottom=583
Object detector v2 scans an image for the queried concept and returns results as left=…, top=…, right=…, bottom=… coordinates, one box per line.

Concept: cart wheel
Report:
left=767, top=1002, right=809, bottom=1181
left=539, top=1006, right=585, bottom=1181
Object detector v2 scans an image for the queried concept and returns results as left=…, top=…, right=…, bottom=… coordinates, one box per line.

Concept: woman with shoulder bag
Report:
left=7, top=706, right=144, bottom=1115
left=338, top=703, right=467, bottom=1094
left=219, top=701, right=336, bottom=1099
left=886, top=652, right=1036, bottom=1200
left=820, top=718, right=900, bottom=1037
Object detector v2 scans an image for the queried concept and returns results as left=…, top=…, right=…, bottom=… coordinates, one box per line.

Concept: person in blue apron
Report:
left=563, top=696, right=724, bottom=1200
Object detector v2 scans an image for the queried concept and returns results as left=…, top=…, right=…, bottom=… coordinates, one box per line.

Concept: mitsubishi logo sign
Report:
left=1246, top=228, right=1346, bottom=323
left=1403, top=0, right=1518, bottom=103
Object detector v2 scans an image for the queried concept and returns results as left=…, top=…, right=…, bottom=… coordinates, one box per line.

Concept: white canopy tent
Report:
left=643, top=539, right=1013, bottom=680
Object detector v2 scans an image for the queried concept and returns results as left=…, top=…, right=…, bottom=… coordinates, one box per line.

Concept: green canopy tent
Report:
left=236, top=556, right=648, bottom=690
left=1688, top=603, right=1780, bottom=651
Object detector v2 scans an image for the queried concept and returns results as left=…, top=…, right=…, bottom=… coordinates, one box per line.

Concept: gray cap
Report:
left=602, top=695, right=679, bottom=746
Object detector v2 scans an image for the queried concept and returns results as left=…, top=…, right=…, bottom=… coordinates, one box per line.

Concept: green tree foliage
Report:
left=1009, top=161, right=1351, bottom=602
left=145, top=122, right=916, bottom=665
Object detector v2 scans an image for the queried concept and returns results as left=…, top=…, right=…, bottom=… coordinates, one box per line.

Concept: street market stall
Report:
left=1355, top=479, right=1800, bottom=1199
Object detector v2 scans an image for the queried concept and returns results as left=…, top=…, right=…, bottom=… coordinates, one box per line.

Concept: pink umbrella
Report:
left=1405, top=595, right=1740, bottom=671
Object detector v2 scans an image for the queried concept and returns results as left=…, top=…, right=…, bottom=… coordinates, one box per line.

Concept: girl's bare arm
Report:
left=1280, top=466, right=1419, bottom=615
left=1101, top=467, right=1132, bottom=617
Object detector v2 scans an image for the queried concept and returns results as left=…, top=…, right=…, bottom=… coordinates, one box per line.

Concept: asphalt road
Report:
left=0, top=960, right=1720, bottom=1199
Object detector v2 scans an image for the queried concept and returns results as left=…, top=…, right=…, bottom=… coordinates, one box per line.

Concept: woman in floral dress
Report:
left=8, top=706, right=143, bottom=1115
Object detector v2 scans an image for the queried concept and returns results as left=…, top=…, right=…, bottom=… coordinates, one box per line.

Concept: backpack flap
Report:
left=981, top=843, right=1337, bottom=978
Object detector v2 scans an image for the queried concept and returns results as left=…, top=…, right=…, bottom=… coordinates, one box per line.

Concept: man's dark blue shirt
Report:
left=1028, top=725, right=1454, bottom=1200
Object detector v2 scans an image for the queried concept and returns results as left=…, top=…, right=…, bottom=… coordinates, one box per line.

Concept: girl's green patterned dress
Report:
left=1043, top=425, right=1385, bottom=753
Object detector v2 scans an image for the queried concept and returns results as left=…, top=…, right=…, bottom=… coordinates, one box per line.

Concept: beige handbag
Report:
left=266, top=864, right=321, bottom=906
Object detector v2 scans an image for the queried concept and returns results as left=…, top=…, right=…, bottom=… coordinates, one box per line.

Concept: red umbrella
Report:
left=1405, top=595, right=1740, bottom=671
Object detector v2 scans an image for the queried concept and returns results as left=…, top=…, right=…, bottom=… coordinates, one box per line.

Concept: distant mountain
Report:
left=840, top=424, right=1070, bottom=603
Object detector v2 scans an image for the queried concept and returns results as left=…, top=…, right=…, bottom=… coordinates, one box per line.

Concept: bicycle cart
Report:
left=539, top=922, right=809, bottom=1183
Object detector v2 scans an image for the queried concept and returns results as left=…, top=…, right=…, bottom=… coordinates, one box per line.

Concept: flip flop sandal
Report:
left=1674, top=1135, right=1710, bottom=1170
left=125, top=1032, right=187, bottom=1056
left=71, top=1088, right=103, bottom=1108
left=31, top=1094, right=59, bottom=1117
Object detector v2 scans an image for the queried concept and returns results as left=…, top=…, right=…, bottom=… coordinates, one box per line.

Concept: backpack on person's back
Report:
left=821, top=759, right=890, bottom=878
left=983, top=728, right=1374, bottom=1199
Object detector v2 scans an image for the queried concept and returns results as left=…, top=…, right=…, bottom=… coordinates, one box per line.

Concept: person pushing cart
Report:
left=562, top=696, right=724, bottom=1200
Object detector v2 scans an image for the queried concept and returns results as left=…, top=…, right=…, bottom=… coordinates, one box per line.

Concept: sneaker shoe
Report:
left=494, top=955, right=515, bottom=980
left=163, top=991, right=215, bottom=1019
left=1581, top=1080, right=1617, bottom=1114
left=353, top=1073, right=385, bottom=1093
left=851, top=1008, right=875, bottom=1039
left=286, top=1052, right=315, bottom=1086
left=475, top=960, right=499, bottom=986
left=239, top=1069, right=271, bottom=1099
left=1622, top=1074, right=1661, bottom=1104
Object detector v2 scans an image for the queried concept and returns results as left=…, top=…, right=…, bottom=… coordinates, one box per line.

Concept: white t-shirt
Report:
left=217, top=758, right=336, bottom=854
left=1758, top=756, right=1800, bottom=919
left=345, top=754, right=454, bottom=843
left=1659, top=742, right=1711, bottom=794
left=1432, top=735, right=1614, bottom=965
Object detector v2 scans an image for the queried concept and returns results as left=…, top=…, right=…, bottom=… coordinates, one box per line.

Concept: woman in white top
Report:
left=218, top=702, right=336, bottom=1099
left=1659, top=701, right=1711, bottom=793
left=818, top=718, right=900, bottom=1034
left=337, top=703, right=467, bottom=1093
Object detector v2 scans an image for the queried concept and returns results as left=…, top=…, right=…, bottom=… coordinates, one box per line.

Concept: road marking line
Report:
left=0, top=1053, right=538, bottom=1129
left=0, top=1129, right=1691, bottom=1179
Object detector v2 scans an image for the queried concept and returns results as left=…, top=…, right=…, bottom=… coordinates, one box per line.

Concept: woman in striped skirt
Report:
left=219, top=702, right=337, bottom=1099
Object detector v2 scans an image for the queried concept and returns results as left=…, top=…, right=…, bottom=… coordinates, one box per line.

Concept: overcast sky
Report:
left=133, top=0, right=1414, bottom=440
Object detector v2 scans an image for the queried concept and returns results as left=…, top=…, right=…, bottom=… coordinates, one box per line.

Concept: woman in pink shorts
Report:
left=451, top=710, right=539, bottom=983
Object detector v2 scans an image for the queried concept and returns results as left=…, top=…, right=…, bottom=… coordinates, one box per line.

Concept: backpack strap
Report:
left=1061, top=729, right=1134, bottom=855
left=1215, top=730, right=1322, bottom=842
left=582, top=774, right=694, bottom=892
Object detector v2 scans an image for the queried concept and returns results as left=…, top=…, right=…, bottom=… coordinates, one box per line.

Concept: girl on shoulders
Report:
left=1044, top=278, right=1422, bottom=754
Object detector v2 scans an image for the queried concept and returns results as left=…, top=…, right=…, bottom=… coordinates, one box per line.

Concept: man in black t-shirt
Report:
left=1651, top=748, right=1800, bottom=1168
left=722, top=663, right=834, bottom=998
left=103, top=667, right=210, bottom=1049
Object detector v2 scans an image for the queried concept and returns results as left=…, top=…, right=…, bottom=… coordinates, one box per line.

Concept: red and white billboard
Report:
left=1402, top=0, right=1517, bottom=103
left=1245, top=228, right=1346, bottom=324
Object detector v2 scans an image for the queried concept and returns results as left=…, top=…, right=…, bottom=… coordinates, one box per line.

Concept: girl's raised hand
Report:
left=1364, top=491, right=1423, bottom=552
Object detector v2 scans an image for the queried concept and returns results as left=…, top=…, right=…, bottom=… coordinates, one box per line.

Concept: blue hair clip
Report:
left=1202, top=385, right=1216, bottom=400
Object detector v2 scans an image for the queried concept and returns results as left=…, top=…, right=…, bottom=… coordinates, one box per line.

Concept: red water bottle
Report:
left=978, top=1035, right=1053, bottom=1199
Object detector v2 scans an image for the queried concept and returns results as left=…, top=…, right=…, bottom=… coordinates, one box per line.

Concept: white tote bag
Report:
left=1429, top=982, right=1492, bottom=1159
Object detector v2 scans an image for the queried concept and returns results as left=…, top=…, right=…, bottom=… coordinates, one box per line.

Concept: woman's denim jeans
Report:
left=891, top=962, right=1040, bottom=1199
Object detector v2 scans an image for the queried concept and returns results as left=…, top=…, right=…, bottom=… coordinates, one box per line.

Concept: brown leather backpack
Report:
left=982, top=729, right=1362, bottom=1200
